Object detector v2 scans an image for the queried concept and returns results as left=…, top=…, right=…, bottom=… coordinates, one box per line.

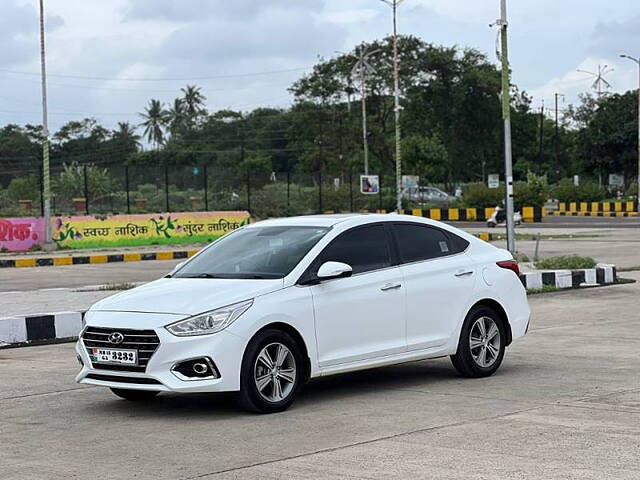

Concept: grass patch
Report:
left=535, top=255, right=597, bottom=270
left=53, top=234, right=223, bottom=250
left=527, top=285, right=559, bottom=295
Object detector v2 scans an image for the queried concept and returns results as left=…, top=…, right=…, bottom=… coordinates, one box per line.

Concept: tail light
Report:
left=497, top=259, right=520, bottom=276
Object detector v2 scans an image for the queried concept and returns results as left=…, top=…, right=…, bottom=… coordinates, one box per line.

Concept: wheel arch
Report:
left=249, top=322, right=312, bottom=382
left=469, top=298, right=513, bottom=346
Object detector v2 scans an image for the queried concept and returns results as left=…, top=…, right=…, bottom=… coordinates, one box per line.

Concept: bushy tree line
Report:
left=1, top=35, right=638, bottom=207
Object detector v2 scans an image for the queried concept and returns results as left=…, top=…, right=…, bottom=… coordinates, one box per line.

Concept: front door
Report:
left=309, top=224, right=407, bottom=368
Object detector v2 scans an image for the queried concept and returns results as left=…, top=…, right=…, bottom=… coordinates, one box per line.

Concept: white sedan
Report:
left=76, top=214, right=530, bottom=413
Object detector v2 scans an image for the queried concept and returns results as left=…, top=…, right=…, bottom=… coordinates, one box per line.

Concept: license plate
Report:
left=90, top=347, right=137, bottom=365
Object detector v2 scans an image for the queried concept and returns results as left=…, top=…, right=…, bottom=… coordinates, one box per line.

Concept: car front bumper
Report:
left=75, top=325, right=246, bottom=393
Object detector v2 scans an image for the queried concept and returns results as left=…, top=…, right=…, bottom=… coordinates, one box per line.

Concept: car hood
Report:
left=90, top=277, right=285, bottom=316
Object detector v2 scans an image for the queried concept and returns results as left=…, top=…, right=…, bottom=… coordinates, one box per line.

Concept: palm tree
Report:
left=165, top=98, right=186, bottom=138
left=113, top=122, right=141, bottom=147
left=181, top=85, right=207, bottom=118
left=139, top=99, right=166, bottom=149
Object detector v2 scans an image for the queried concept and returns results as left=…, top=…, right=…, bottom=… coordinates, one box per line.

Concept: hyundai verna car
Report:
left=76, top=214, right=530, bottom=413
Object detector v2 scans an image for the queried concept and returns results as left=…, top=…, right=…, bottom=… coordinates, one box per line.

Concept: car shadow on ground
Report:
left=79, top=357, right=527, bottom=418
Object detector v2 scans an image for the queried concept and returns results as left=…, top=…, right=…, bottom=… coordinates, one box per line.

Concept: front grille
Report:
left=86, top=373, right=162, bottom=385
left=82, top=326, right=160, bottom=373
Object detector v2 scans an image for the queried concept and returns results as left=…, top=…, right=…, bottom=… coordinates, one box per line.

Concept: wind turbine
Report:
left=577, top=64, right=614, bottom=98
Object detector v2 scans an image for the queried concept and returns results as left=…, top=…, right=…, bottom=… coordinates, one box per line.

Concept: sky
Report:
left=1, top=0, right=639, bottom=135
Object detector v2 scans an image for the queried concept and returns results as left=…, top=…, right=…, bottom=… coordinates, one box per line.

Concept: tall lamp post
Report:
left=351, top=48, right=380, bottom=175
left=380, top=0, right=405, bottom=213
left=620, top=54, right=640, bottom=211
left=39, top=0, right=52, bottom=246
left=495, top=0, right=516, bottom=253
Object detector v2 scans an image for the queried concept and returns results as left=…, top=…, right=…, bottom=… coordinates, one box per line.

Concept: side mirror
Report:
left=317, top=261, right=352, bottom=281
left=169, top=261, right=186, bottom=276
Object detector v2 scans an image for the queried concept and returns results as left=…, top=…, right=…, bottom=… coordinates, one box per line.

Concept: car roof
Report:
left=247, top=214, right=364, bottom=228
left=248, top=213, right=460, bottom=231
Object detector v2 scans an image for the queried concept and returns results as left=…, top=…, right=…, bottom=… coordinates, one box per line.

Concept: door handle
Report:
left=455, top=270, right=474, bottom=277
left=380, top=283, right=402, bottom=291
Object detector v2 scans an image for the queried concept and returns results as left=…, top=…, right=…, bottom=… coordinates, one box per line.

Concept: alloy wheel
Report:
left=469, top=316, right=501, bottom=368
left=254, top=342, right=297, bottom=402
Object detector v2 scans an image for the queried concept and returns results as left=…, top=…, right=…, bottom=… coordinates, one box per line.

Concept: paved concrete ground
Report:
left=0, top=259, right=180, bottom=293
left=1, top=272, right=639, bottom=479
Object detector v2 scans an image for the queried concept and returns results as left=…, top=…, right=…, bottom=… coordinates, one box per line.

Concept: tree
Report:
left=139, top=99, right=167, bottom=149
left=181, top=85, right=207, bottom=123
left=165, top=98, right=187, bottom=139
left=402, top=134, right=448, bottom=183
left=570, top=91, right=639, bottom=184
left=113, top=122, right=140, bottom=145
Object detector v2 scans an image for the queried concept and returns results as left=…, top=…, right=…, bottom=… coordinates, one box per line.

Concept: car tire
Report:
left=487, top=221, right=496, bottom=228
left=450, top=305, right=506, bottom=378
left=110, top=388, right=159, bottom=401
left=239, top=329, right=304, bottom=414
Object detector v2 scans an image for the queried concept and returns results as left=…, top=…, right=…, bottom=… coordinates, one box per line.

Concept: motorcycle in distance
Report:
left=487, top=205, right=522, bottom=228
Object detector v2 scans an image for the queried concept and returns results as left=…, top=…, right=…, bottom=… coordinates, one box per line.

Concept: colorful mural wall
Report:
left=0, top=217, right=45, bottom=251
left=0, top=211, right=250, bottom=251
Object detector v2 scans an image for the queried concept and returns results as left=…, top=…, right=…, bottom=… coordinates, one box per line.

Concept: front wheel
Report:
left=487, top=221, right=496, bottom=228
left=110, top=388, right=159, bottom=401
left=450, top=306, right=506, bottom=378
left=239, top=329, right=304, bottom=414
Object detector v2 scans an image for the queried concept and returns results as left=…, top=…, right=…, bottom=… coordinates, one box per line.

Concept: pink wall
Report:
left=0, top=218, right=45, bottom=251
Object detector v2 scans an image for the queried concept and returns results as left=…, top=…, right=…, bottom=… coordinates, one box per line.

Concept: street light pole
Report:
left=39, top=0, right=52, bottom=246
left=620, top=54, right=640, bottom=211
left=350, top=48, right=379, bottom=175
left=381, top=0, right=405, bottom=213
left=497, top=0, right=516, bottom=253
left=553, top=93, right=565, bottom=183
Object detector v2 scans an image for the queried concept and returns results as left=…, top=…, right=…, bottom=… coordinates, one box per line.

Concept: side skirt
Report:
left=316, top=347, right=453, bottom=378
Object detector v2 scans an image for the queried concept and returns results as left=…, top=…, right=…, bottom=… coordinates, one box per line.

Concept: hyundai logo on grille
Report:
left=109, top=332, right=124, bottom=344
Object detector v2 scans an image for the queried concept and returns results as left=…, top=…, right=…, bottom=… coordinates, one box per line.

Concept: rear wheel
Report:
left=451, top=306, right=506, bottom=378
left=110, top=388, right=159, bottom=401
left=239, top=329, right=303, bottom=414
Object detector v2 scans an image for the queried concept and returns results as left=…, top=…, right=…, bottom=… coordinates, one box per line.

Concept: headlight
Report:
left=165, top=299, right=253, bottom=337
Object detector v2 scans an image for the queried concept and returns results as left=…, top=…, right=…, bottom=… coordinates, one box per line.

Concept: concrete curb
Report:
left=0, top=249, right=199, bottom=269
left=520, top=264, right=617, bottom=290
left=0, top=311, right=84, bottom=347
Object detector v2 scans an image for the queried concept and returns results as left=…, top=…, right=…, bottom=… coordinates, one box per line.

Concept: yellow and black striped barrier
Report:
left=325, top=207, right=545, bottom=223
left=555, top=201, right=638, bottom=217
left=0, top=249, right=200, bottom=269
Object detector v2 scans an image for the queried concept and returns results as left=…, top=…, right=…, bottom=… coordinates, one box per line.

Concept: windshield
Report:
left=173, top=226, right=330, bottom=279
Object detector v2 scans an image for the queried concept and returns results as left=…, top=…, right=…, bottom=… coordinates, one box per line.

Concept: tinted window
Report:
left=446, top=231, right=470, bottom=254
left=318, top=225, right=390, bottom=274
left=392, top=224, right=453, bottom=263
left=174, top=226, right=329, bottom=279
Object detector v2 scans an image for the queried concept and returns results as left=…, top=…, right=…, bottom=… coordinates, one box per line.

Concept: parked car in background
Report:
left=76, top=214, right=530, bottom=413
left=403, top=186, right=450, bottom=204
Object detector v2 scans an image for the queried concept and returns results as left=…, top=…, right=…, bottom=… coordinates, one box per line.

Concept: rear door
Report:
left=390, top=223, right=476, bottom=351
left=307, top=224, right=407, bottom=367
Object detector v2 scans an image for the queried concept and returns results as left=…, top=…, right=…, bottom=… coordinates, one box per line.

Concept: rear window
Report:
left=391, top=224, right=468, bottom=264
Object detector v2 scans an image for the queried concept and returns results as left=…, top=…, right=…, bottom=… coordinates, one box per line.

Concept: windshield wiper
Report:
left=176, top=273, right=282, bottom=280
left=176, top=273, right=221, bottom=279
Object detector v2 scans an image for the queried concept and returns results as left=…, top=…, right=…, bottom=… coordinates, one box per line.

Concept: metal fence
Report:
left=1, top=164, right=446, bottom=219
